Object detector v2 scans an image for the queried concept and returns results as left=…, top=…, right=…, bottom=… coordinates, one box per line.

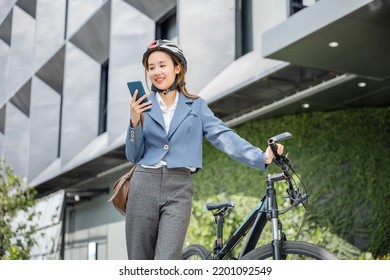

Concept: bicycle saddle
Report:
left=204, top=201, right=235, bottom=211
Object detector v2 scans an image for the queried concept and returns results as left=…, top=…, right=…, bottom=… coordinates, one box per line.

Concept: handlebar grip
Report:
left=268, top=132, right=291, bottom=159
left=268, top=132, right=292, bottom=145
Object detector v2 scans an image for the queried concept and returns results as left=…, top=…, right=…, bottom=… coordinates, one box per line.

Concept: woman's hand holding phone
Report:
left=128, top=81, right=152, bottom=127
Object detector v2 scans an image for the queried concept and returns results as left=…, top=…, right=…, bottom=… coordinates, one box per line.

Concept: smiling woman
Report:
left=142, top=39, right=191, bottom=97
left=146, top=51, right=181, bottom=108
left=123, top=39, right=284, bottom=260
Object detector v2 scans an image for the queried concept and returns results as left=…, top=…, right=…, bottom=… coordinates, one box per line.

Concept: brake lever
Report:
left=291, top=193, right=310, bottom=210
left=272, top=155, right=293, bottom=180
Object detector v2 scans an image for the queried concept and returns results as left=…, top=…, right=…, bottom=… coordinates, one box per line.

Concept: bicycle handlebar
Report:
left=268, top=132, right=292, bottom=161
left=268, top=132, right=292, bottom=172
left=267, top=132, right=309, bottom=210
left=267, top=132, right=296, bottom=205
left=268, top=132, right=292, bottom=145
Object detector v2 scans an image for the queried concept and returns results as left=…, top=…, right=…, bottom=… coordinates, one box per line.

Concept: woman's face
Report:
left=147, top=51, right=180, bottom=91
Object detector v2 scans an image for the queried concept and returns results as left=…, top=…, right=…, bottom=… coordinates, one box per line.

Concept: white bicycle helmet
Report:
left=142, top=39, right=187, bottom=72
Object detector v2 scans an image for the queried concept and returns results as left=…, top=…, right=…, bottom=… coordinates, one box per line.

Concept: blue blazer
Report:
left=125, top=92, right=267, bottom=172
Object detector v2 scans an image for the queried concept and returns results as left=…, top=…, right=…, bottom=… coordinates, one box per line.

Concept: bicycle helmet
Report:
left=142, top=39, right=187, bottom=72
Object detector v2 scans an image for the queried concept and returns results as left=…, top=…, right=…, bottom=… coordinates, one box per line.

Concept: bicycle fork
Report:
left=266, top=173, right=285, bottom=260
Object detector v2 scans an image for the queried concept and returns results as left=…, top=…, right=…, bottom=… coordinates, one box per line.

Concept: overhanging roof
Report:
left=208, top=0, right=390, bottom=125
left=34, top=143, right=130, bottom=204
left=263, top=0, right=390, bottom=80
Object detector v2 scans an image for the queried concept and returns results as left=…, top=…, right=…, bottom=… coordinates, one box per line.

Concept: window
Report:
left=236, top=0, right=253, bottom=58
left=29, top=190, right=65, bottom=260
left=98, top=60, right=109, bottom=135
left=0, top=105, right=6, bottom=134
left=290, top=0, right=318, bottom=16
left=155, top=8, right=177, bottom=41
left=64, top=0, right=69, bottom=39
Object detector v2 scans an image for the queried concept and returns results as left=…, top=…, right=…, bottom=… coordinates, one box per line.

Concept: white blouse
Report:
left=141, top=92, right=181, bottom=169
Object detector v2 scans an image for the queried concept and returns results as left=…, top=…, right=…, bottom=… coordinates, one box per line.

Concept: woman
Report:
left=125, top=39, right=283, bottom=260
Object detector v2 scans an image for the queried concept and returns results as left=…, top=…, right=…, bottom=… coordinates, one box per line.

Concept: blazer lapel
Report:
left=147, top=93, right=165, bottom=130
left=167, top=94, right=193, bottom=139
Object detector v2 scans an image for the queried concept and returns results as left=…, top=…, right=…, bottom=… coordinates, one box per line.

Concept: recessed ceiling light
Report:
left=302, top=103, right=310, bottom=109
left=357, top=82, right=367, bottom=87
left=328, top=41, right=339, bottom=48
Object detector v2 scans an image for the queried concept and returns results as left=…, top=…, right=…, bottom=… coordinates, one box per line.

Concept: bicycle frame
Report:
left=213, top=172, right=287, bottom=260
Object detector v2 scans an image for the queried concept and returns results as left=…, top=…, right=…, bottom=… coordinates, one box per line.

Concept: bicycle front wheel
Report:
left=240, top=241, right=338, bottom=260
left=181, top=244, right=211, bottom=260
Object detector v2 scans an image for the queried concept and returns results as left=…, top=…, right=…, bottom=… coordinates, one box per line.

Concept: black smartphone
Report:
left=127, top=81, right=151, bottom=112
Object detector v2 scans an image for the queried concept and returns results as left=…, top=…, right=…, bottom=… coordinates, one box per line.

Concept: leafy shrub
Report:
left=186, top=107, right=390, bottom=259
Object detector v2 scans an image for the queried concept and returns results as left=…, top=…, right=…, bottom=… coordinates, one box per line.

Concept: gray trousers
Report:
left=125, top=165, right=193, bottom=260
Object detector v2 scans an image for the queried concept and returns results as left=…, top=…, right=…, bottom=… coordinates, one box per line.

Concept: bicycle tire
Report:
left=181, top=244, right=211, bottom=260
left=240, top=241, right=338, bottom=260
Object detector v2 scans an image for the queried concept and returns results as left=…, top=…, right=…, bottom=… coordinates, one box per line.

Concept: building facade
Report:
left=1, top=0, right=389, bottom=259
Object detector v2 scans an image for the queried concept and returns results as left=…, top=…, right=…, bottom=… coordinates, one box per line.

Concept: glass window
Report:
left=236, top=0, right=253, bottom=58
left=21, top=190, right=65, bottom=259
left=156, top=8, right=177, bottom=41
left=98, top=60, right=109, bottom=135
left=64, top=0, right=69, bottom=39
left=290, top=0, right=318, bottom=16
left=0, top=105, right=6, bottom=134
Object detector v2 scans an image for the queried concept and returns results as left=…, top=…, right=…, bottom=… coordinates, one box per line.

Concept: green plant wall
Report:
left=187, top=107, right=390, bottom=258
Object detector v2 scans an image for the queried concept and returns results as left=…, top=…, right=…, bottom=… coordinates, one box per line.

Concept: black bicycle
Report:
left=182, top=132, right=337, bottom=260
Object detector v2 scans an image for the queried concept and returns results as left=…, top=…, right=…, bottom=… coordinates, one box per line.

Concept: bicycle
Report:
left=182, top=132, right=337, bottom=260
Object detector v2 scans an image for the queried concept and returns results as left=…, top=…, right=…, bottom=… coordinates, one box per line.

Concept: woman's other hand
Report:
left=264, top=143, right=284, bottom=164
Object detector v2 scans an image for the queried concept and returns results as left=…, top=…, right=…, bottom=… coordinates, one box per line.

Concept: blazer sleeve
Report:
left=125, top=122, right=145, bottom=164
left=199, top=99, right=267, bottom=170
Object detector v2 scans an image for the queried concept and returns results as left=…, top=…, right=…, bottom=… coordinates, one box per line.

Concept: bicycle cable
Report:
left=284, top=156, right=310, bottom=241
left=274, top=153, right=311, bottom=243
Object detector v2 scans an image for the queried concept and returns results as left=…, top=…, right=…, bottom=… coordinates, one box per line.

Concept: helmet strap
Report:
left=151, top=81, right=185, bottom=95
left=151, top=84, right=176, bottom=95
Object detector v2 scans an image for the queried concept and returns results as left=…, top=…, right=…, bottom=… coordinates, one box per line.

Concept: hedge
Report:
left=186, top=107, right=390, bottom=259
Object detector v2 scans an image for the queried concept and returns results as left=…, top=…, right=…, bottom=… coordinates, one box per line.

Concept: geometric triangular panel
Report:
left=123, top=0, right=176, bottom=21
left=10, top=79, right=31, bottom=117
left=16, top=0, right=37, bottom=18
left=69, top=0, right=111, bottom=64
left=0, top=9, right=13, bottom=46
left=36, top=46, right=65, bottom=94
